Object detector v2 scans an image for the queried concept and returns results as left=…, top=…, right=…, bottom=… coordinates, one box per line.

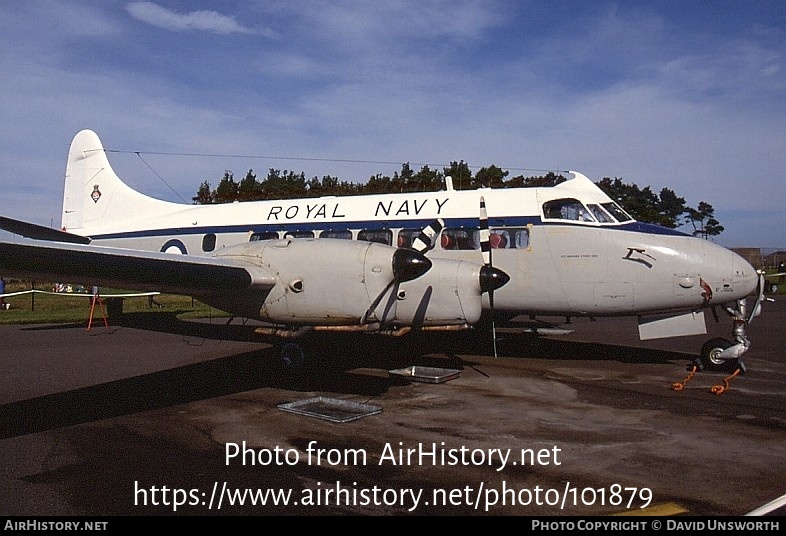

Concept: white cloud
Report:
left=297, top=0, right=503, bottom=41
left=125, top=2, right=259, bottom=35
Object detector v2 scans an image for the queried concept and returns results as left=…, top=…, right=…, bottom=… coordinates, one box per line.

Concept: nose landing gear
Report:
left=674, top=274, right=765, bottom=395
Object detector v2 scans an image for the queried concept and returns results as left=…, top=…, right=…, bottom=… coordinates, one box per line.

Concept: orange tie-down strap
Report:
left=710, top=368, right=743, bottom=395
left=672, top=365, right=743, bottom=395
left=671, top=365, right=698, bottom=391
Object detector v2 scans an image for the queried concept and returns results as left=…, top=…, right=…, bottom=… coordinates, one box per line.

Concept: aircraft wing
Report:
left=1, top=235, right=507, bottom=330
left=0, top=216, right=91, bottom=244
left=0, top=238, right=276, bottom=297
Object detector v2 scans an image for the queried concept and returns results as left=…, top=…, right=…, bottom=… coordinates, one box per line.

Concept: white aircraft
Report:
left=0, top=130, right=766, bottom=372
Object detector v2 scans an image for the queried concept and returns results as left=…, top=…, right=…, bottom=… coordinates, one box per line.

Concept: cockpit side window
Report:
left=542, top=198, right=596, bottom=222
left=601, top=202, right=633, bottom=222
left=587, top=204, right=615, bottom=223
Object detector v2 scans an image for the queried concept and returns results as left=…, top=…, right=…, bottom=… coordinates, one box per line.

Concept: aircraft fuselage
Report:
left=66, top=174, right=758, bottom=319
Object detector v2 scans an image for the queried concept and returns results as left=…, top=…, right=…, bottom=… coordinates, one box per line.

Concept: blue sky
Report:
left=1, top=1, right=784, bottom=248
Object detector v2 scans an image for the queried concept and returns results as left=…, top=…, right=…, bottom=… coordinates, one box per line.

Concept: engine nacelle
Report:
left=205, top=238, right=506, bottom=329
left=208, top=238, right=429, bottom=325
left=393, top=258, right=490, bottom=327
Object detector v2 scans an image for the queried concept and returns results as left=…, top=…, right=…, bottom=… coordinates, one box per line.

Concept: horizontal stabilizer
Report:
left=0, top=216, right=91, bottom=244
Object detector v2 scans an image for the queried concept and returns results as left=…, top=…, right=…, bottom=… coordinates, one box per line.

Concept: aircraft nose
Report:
left=700, top=241, right=759, bottom=301
left=732, top=250, right=759, bottom=297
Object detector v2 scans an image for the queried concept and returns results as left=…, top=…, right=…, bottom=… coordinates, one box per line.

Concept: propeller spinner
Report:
left=392, top=247, right=432, bottom=282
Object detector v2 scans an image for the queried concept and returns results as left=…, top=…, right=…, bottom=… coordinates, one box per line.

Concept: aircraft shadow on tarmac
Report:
left=4, top=312, right=695, bottom=439
left=103, top=310, right=694, bottom=367
left=0, top=345, right=416, bottom=439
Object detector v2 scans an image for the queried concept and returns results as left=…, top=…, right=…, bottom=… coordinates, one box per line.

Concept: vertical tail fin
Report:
left=61, top=130, right=180, bottom=234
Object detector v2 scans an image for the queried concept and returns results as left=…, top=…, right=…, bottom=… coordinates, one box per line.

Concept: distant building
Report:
left=731, top=248, right=763, bottom=269
left=730, top=248, right=786, bottom=280
left=762, top=250, right=786, bottom=270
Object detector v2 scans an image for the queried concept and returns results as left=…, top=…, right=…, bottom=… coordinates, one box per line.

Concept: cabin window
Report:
left=542, top=198, right=596, bottom=222
left=284, top=230, right=314, bottom=239
left=202, top=233, right=216, bottom=252
left=513, top=228, right=530, bottom=249
left=358, top=229, right=392, bottom=245
left=441, top=228, right=479, bottom=250
left=397, top=229, right=423, bottom=249
left=320, top=230, right=352, bottom=240
left=485, top=227, right=530, bottom=249
left=489, top=230, right=510, bottom=249
left=601, top=202, right=633, bottom=222
left=488, top=227, right=530, bottom=249
left=249, top=231, right=279, bottom=241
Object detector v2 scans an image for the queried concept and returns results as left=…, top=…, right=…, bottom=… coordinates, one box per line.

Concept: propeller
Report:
left=411, top=213, right=508, bottom=298
left=478, top=196, right=510, bottom=357
left=746, top=272, right=766, bottom=324
left=360, top=239, right=433, bottom=325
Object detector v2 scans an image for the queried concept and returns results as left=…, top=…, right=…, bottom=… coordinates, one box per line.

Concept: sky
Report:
left=1, top=1, right=784, bottom=248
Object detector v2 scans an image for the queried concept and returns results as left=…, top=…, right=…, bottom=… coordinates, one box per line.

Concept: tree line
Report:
left=192, top=160, right=723, bottom=237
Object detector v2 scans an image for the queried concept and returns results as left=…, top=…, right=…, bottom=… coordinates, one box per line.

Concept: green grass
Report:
left=0, top=281, right=228, bottom=325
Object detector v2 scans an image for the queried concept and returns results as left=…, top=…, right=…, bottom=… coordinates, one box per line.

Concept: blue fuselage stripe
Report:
left=88, top=217, right=690, bottom=240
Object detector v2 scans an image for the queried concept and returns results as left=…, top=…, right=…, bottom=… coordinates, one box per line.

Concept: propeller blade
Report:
left=479, top=197, right=491, bottom=267
left=478, top=196, right=506, bottom=358
left=747, top=273, right=765, bottom=324
left=360, top=277, right=399, bottom=325
left=411, top=219, right=444, bottom=254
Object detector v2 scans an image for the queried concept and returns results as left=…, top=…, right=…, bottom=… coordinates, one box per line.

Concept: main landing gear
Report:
left=279, top=342, right=307, bottom=369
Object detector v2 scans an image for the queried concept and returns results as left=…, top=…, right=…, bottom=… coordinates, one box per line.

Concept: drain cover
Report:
left=278, top=397, right=382, bottom=423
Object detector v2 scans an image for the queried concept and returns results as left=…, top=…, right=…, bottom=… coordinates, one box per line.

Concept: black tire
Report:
left=699, top=338, right=737, bottom=371
left=280, top=342, right=306, bottom=368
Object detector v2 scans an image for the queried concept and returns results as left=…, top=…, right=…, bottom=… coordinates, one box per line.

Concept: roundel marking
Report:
left=160, top=239, right=188, bottom=255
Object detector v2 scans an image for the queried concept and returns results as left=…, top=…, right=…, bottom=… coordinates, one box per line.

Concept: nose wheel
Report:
left=699, top=337, right=745, bottom=372
left=696, top=273, right=764, bottom=375
left=693, top=295, right=752, bottom=374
